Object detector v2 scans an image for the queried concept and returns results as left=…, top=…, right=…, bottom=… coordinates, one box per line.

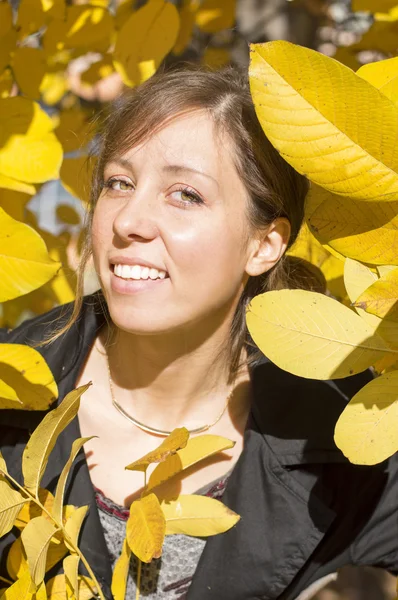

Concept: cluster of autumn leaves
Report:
left=0, top=381, right=240, bottom=600
left=246, top=39, right=398, bottom=468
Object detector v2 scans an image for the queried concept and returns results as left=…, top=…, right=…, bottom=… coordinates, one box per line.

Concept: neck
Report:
left=99, top=316, right=249, bottom=432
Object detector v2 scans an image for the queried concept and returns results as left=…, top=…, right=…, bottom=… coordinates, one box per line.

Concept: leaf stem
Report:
left=2, top=472, right=106, bottom=600
left=0, top=575, right=13, bottom=585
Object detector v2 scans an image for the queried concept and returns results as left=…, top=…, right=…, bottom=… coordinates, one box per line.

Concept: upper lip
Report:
left=110, top=256, right=168, bottom=273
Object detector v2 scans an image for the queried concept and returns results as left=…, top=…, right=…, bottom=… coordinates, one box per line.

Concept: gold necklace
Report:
left=106, top=354, right=234, bottom=437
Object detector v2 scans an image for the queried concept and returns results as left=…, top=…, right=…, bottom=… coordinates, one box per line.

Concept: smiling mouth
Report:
left=111, top=264, right=169, bottom=281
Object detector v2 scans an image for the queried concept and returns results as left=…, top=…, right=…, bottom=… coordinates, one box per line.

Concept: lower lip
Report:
left=110, top=269, right=169, bottom=295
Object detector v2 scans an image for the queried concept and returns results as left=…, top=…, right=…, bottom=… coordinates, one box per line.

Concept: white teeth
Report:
left=149, top=268, right=158, bottom=280
left=113, top=264, right=167, bottom=281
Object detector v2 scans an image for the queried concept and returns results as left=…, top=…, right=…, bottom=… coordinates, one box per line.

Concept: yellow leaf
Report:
left=335, top=370, right=398, bottom=464
left=331, top=47, right=360, bottom=72
left=64, top=505, right=88, bottom=552
left=34, top=582, right=47, bottom=600
left=80, top=54, right=115, bottom=86
left=147, top=434, right=235, bottom=491
left=46, top=575, right=97, bottom=600
left=173, top=0, right=197, bottom=56
left=0, top=97, right=63, bottom=184
left=111, top=539, right=131, bottom=600
left=7, top=536, right=68, bottom=582
left=43, top=5, right=113, bottom=54
left=249, top=41, right=398, bottom=202
left=60, top=156, right=94, bottom=203
left=195, top=0, right=235, bottom=33
left=0, top=450, right=8, bottom=474
left=0, top=68, right=14, bottom=99
left=22, top=384, right=91, bottom=497
left=63, top=555, right=79, bottom=600
left=0, top=188, right=31, bottom=222
left=40, top=73, right=69, bottom=107
left=355, top=268, right=398, bottom=321
left=55, top=108, right=93, bottom=153
left=0, top=173, right=36, bottom=195
left=352, top=0, right=397, bottom=10
left=56, top=205, right=81, bottom=226
left=17, top=0, right=51, bottom=38
left=53, top=438, right=93, bottom=523
left=12, top=48, right=46, bottom=101
left=0, top=479, right=27, bottom=537
left=126, top=493, right=166, bottom=562
left=378, top=265, right=398, bottom=277
left=376, top=5, right=398, bottom=20
left=0, top=29, right=17, bottom=74
left=0, top=208, right=61, bottom=302
left=21, top=516, right=58, bottom=586
left=351, top=21, right=398, bottom=54
left=246, top=290, right=393, bottom=379
left=125, top=427, right=189, bottom=473
left=14, top=488, right=55, bottom=530
left=162, top=494, right=240, bottom=536
left=0, top=380, right=21, bottom=404
left=114, top=0, right=180, bottom=87
left=344, top=258, right=378, bottom=321
left=0, top=3, right=13, bottom=37
left=202, top=47, right=230, bottom=69
left=2, top=570, right=35, bottom=600
left=306, top=185, right=398, bottom=266
left=0, top=343, right=58, bottom=411
left=357, top=56, right=398, bottom=107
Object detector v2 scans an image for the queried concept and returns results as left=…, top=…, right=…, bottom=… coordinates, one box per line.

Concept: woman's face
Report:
left=92, top=110, right=262, bottom=336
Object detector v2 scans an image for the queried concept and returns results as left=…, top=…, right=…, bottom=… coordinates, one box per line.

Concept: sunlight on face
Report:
left=91, top=109, right=255, bottom=335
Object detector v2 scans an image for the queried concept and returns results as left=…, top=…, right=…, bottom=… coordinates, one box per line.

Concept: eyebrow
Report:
left=108, top=158, right=219, bottom=188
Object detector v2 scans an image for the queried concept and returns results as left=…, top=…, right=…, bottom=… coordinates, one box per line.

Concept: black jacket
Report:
left=0, top=291, right=397, bottom=600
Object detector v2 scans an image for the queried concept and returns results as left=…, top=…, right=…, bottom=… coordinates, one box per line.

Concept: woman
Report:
left=0, top=64, right=396, bottom=600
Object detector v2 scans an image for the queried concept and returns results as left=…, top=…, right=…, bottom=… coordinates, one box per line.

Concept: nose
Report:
left=112, top=188, right=160, bottom=243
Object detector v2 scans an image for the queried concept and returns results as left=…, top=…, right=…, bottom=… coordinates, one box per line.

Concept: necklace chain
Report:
left=105, top=353, right=234, bottom=437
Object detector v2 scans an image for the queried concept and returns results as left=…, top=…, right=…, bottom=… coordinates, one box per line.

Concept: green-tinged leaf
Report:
left=249, top=41, right=398, bottom=201
left=63, top=555, right=79, bottom=600
left=1, top=570, right=35, bottom=600
left=147, top=435, right=235, bottom=491
left=306, top=185, right=398, bottom=266
left=113, top=0, right=180, bottom=87
left=125, top=428, right=189, bottom=473
left=0, top=343, right=58, bottom=410
left=0, top=479, right=27, bottom=537
left=355, top=267, right=398, bottom=322
left=335, top=369, right=398, bottom=464
left=64, top=505, right=88, bottom=552
left=53, top=438, right=93, bottom=523
left=22, top=384, right=91, bottom=496
left=162, top=494, right=240, bottom=536
left=21, top=516, right=58, bottom=586
left=246, top=290, right=393, bottom=379
left=111, top=539, right=131, bottom=600
left=0, top=208, right=61, bottom=302
left=126, top=493, right=165, bottom=562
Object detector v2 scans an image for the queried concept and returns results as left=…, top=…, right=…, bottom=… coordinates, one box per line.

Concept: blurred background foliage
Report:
left=0, top=0, right=396, bottom=597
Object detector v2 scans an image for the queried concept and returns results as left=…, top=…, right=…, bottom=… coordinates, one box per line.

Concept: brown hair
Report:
left=49, top=62, right=310, bottom=378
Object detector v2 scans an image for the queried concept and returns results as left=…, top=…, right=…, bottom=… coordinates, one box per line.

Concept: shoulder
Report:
left=250, top=357, right=374, bottom=464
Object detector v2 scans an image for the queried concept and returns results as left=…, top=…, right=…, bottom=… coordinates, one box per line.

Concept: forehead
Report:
left=115, top=110, right=236, bottom=178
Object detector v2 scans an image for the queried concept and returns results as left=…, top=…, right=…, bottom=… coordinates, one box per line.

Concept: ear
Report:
left=245, top=218, right=291, bottom=277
